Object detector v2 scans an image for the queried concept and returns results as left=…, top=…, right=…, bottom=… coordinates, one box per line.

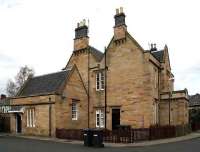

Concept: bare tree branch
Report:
left=6, top=65, right=35, bottom=97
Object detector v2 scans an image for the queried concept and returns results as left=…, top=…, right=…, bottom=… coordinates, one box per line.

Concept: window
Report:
left=153, top=102, right=158, bottom=124
left=96, top=71, right=104, bottom=91
left=26, top=108, right=35, bottom=127
left=96, top=109, right=104, bottom=128
left=72, top=101, right=78, bottom=120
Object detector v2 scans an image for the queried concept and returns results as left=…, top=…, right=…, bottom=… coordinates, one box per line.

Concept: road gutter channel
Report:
left=1, top=132, right=200, bottom=147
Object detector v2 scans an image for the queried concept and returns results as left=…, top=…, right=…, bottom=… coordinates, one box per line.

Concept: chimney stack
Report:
left=150, top=43, right=157, bottom=51
left=74, top=19, right=89, bottom=51
left=114, top=7, right=127, bottom=40
left=0, top=94, right=6, bottom=100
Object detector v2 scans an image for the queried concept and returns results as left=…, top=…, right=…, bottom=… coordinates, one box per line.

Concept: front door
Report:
left=112, top=109, right=120, bottom=130
left=16, top=114, right=22, bottom=133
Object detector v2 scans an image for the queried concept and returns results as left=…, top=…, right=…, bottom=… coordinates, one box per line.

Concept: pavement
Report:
left=1, top=131, right=200, bottom=147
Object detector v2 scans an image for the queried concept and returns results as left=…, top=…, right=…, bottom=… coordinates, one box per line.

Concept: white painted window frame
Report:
left=32, top=108, right=35, bottom=127
left=96, top=72, right=105, bottom=91
left=29, top=109, right=32, bottom=127
left=26, top=108, right=36, bottom=128
left=96, top=109, right=104, bottom=128
left=26, top=110, right=29, bottom=127
left=72, top=101, right=78, bottom=120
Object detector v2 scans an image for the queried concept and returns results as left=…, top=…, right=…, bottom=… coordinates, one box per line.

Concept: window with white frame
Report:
left=72, top=101, right=78, bottom=120
left=96, top=71, right=104, bottom=91
left=26, top=108, right=35, bottom=127
left=96, top=109, right=104, bottom=128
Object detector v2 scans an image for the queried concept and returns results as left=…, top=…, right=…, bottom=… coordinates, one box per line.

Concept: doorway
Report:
left=16, top=114, right=22, bottom=133
left=112, top=109, right=120, bottom=130
left=0, top=116, right=10, bottom=133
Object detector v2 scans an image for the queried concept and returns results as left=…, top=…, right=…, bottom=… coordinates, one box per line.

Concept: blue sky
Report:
left=0, top=0, right=200, bottom=95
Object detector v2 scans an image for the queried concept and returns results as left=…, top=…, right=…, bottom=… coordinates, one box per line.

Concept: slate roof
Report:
left=0, top=98, right=10, bottom=106
left=151, top=50, right=164, bottom=62
left=89, top=46, right=104, bottom=61
left=189, top=94, right=200, bottom=107
left=18, top=70, right=71, bottom=97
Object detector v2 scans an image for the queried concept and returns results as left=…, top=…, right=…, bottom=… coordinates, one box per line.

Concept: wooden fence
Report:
left=56, top=129, right=83, bottom=140
left=103, top=128, right=149, bottom=143
left=56, top=125, right=190, bottom=143
left=191, top=122, right=200, bottom=131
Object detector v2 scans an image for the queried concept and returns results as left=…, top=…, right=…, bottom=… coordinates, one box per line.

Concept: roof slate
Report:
left=189, top=94, right=200, bottom=107
left=18, top=70, right=71, bottom=97
left=151, top=50, right=164, bottom=62
left=0, top=98, right=10, bottom=106
left=89, top=46, right=104, bottom=61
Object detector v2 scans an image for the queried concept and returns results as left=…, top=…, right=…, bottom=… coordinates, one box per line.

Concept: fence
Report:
left=56, top=129, right=83, bottom=140
left=103, top=128, right=149, bottom=143
left=56, top=125, right=190, bottom=143
left=191, top=122, right=200, bottom=131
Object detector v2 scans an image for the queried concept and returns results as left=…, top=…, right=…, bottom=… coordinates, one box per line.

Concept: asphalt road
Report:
left=0, top=136, right=200, bottom=152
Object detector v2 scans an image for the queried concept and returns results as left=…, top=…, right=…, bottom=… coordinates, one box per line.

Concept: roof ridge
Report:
left=17, top=69, right=72, bottom=97
left=32, top=70, right=70, bottom=79
left=151, top=50, right=164, bottom=53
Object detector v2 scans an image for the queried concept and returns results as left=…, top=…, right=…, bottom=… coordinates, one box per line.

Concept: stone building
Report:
left=189, top=93, right=200, bottom=110
left=11, top=66, right=88, bottom=136
left=10, top=8, right=189, bottom=136
left=0, top=95, right=11, bottom=132
left=65, top=8, right=189, bottom=129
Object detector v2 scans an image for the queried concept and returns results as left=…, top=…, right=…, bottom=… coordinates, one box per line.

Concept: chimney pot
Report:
left=120, top=7, right=123, bottom=13
left=0, top=94, right=6, bottom=100
left=150, top=43, right=157, bottom=51
left=114, top=8, right=126, bottom=27
left=83, top=19, right=86, bottom=26
left=80, top=21, right=83, bottom=27
left=151, top=43, right=154, bottom=50
left=116, top=8, right=119, bottom=14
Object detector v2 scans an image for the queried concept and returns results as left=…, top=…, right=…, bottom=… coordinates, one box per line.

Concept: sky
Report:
left=0, top=0, right=199, bottom=95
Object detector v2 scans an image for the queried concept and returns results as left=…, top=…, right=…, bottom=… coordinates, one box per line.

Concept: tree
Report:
left=6, top=65, right=35, bottom=97
left=189, top=109, right=200, bottom=123
left=6, top=79, right=17, bottom=97
left=15, top=65, right=34, bottom=89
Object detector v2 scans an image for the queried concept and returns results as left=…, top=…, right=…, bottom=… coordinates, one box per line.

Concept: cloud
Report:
left=0, top=53, right=20, bottom=93
left=0, top=81, right=6, bottom=94
left=174, top=62, right=200, bottom=95
left=0, top=0, right=17, bottom=8
left=0, top=53, right=15, bottom=62
left=0, top=0, right=200, bottom=95
left=0, top=53, right=19, bottom=69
